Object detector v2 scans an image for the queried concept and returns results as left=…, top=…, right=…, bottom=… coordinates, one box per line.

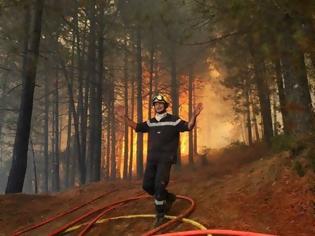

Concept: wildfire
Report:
left=58, top=60, right=241, bottom=179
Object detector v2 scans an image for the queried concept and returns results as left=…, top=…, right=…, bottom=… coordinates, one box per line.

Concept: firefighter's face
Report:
left=154, top=102, right=166, bottom=113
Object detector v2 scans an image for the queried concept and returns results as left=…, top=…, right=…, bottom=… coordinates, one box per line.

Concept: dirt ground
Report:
left=0, top=148, right=314, bottom=236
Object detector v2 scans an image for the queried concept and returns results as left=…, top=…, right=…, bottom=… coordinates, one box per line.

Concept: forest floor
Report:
left=0, top=144, right=315, bottom=236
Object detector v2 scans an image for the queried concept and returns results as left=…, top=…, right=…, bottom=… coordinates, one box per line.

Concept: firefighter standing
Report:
left=124, top=94, right=203, bottom=226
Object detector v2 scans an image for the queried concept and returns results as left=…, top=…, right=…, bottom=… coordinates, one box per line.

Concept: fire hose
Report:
left=12, top=193, right=277, bottom=236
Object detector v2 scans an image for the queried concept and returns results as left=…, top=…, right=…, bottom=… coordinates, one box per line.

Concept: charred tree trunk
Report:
left=105, top=107, right=111, bottom=179
left=193, top=81, right=198, bottom=155
left=248, top=37, right=273, bottom=145
left=272, top=89, right=278, bottom=136
left=273, top=57, right=289, bottom=134
left=146, top=35, right=154, bottom=170
left=110, top=83, right=116, bottom=179
left=136, top=27, right=143, bottom=178
left=30, top=138, right=38, bottom=193
left=93, top=4, right=104, bottom=182
left=51, top=96, right=55, bottom=191
left=129, top=64, right=135, bottom=179
left=250, top=94, right=260, bottom=142
left=244, top=80, right=253, bottom=145
left=52, top=75, right=60, bottom=192
left=154, top=52, right=159, bottom=95
left=188, top=66, right=194, bottom=164
left=148, top=37, right=154, bottom=120
left=0, top=71, right=9, bottom=168
left=170, top=42, right=181, bottom=166
left=279, top=15, right=314, bottom=135
left=60, top=58, right=85, bottom=185
left=170, top=44, right=179, bottom=116
left=123, top=40, right=129, bottom=180
left=44, top=74, right=49, bottom=192
left=65, top=100, right=72, bottom=188
left=6, top=0, right=45, bottom=193
left=87, top=1, right=97, bottom=182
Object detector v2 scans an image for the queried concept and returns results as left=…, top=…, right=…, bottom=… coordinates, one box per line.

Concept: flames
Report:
left=58, top=61, right=242, bottom=179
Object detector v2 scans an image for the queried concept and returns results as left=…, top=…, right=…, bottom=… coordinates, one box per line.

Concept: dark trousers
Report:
left=142, top=160, right=172, bottom=201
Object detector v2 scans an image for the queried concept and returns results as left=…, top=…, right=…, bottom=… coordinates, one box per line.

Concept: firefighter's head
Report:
left=152, top=94, right=169, bottom=114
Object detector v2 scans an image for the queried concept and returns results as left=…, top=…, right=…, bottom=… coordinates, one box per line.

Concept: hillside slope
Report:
left=1, top=147, right=314, bottom=236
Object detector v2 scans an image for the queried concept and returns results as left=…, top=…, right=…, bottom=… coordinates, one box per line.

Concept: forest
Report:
left=1, top=0, right=315, bottom=235
left=0, top=0, right=314, bottom=200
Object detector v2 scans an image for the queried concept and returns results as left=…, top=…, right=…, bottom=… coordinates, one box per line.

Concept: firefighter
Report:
left=124, top=94, right=203, bottom=227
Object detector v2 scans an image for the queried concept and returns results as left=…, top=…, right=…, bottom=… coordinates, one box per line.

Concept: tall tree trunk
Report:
left=21, top=2, right=31, bottom=83
left=146, top=36, right=154, bottom=171
left=52, top=75, right=60, bottom=192
left=70, top=140, right=76, bottom=187
left=74, top=4, right=87, bottom=185
left=295, top=14, right=315, bottom=69
left=0, top=71, right=9, bottom=168
left=274, top=57, right=289, bottom=134
left=65, top=10, right=77, bottom=188
left=87, top=0, right=97, bottom=182
left=154, top=52, right=159, bottom=95
left=51, top=96, right=55, bottom=191
left=110, top=83, right=116, bottom=179
left=170, top=42, right=181, bottom=166
left=129, top=66, right=135, bottom=179
left=248, top=37, right=273, bottom=145
left=136, top=27, right=143, bottom=178
left=30, top=138, right=38, bottom=193
left=65, top=101, right=71, bottom=188
left=272, top=89, right=278, bottom=136
left=60, top=59, right=85, bottom=185
left=23, top=156, right=33, bottom=193
left=170, top=44, right=179, bottom=116
left=44, top=74, right=49, bottom=192
left=188, top=66, right=194, bottom=164
left=6, top=0, right=44, bottom=193
left=148, top=37, right=154, bottom=120
left=244, top=80, right=253, bottom=145
left=106, top=107, right=111, bottom=179
left=81, top=68, right=89, bottom=182
left=193, top=81, right=198, bottom=155
left=93, top=4, right=104, bottom=182
left=123, top=39, right=129, bottom=180
left=250, top=94, right=260, bottom=142
left=279, top=15, right=314, bottom=135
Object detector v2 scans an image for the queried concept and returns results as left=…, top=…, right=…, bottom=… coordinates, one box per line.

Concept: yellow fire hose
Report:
left=63, top=214, right=211, bottom=235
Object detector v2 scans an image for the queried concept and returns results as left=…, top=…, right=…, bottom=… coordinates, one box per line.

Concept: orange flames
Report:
left=59, top=61, right=242, bottom=179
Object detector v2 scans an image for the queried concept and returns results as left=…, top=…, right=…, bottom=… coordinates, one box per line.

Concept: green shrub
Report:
left=293, top=160, right=305, bottom=177
left=306, top=148, right=315, bottom=173
left=271, top=134, right=297, bottom=152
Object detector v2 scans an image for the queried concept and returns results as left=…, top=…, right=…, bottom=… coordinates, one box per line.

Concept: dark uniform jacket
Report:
left=135, top=113, right=189, bottom=163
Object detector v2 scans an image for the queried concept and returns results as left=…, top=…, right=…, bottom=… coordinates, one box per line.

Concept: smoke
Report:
left=197, top=76, right=242, bottom=151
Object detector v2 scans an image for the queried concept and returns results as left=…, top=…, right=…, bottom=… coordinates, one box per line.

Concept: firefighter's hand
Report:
left=194, top=103, right=203, bottom=117
left=117, top=114, right=127, bottom=123
left=118, top=115, right=137, bottom=130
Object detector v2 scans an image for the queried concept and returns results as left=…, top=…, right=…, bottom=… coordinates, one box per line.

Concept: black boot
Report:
left=153, top=212, right=167, bottom=227
left=153, top=200, right=167, bottom=227
left=165, top=192, right=176, bottom=213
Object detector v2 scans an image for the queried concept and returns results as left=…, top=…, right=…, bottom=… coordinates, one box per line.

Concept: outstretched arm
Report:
left=124, top=116, right=137, bottom=130
left=188, top=103, right=203, bottom=130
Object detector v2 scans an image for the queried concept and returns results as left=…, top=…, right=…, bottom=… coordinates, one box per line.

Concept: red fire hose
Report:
left=13, top=189, right=117, bottom=236
left=155, top=229, right=277, bottom=236
left=143, top=195, right=196, bottom=236
left=12, top=192, right=277, bottom=236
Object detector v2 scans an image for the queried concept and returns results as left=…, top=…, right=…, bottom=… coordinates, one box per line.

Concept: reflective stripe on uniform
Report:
left=154, top=199, right=166, bottom=205
left=147, top=119, right=181, bottom=127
